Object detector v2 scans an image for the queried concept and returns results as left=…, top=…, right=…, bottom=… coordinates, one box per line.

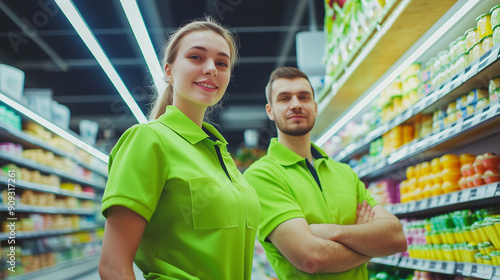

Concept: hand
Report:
left=355, top=201, right=375, bottom=225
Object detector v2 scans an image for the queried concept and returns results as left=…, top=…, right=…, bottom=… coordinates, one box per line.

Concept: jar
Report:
left=465, top=27, right=480, bottom=49
left=476, top=13, right=493, bottom=39
left=491, top=5, right=500, bottom=28
left=456, top=36, right=468, bottom=55
left=491, top=251, right=500, bottom=266
left=448, top=39, right=458, bottom=62
left=489, top=76, right=500, bottom=93
left=494, top=25, right=500, bottom=45
left=482, top=35, right=494, bottom=52
left=470, top=40, right=484, bottom=62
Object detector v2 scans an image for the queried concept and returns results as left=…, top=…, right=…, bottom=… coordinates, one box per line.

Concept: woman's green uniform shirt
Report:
left=244, top=138, right=377, bottom=280
left=102, top=106, right=260, bottom=280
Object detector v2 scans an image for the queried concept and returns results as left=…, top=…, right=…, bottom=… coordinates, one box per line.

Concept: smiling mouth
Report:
left=194, top=82, right=217, bottom=89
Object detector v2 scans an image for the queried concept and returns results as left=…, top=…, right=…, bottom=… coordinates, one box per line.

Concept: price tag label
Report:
left=429, top=197, right=439, bottom=208
left=450, top=70, right=465, bottom=91
left=478, top=44, right=500, bottom=72
left=453, top=120, right=464, bottom=135
left=475, top=264, right=485, bottom=277
left=476, top=186, right=487, bottom=199
left=445, top=262, right=455, bottom=274
left=483, top=265, right=493, bottom=278
left=427, top=93, right=439, bottom=107
left=429, top=261, right=437, bottom=270
left=402, top=107, right=413, bottom=120
left=460, top=188, right=472, bottom=202
left=413, top=101, right=425, bottom=114
left=400, top=203, right=408, bottom=214
left=488, top=100, right=499, bottom=119
left=438, top=194, right=448, bottom=205
left=449, top=192, right=459, bottom=204
left=408, top=202, right=417, bottom=213
left=463, top=61, right=479, bottom=82
left=471, top=115, right=482, bottom=127
left=486, top=183, right=498, bottom=198
left=440, top=262, right=448, bottom=272
left=462, top=263, right=473, bottom=276
left=422, top=260, right=430, bottom=270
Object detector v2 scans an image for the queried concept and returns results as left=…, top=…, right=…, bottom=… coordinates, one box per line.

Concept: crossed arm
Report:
left=268, top=202, right=407, bottom=274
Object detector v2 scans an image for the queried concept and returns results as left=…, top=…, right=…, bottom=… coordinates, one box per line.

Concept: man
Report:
left=244, top=67, right=407, bottom=279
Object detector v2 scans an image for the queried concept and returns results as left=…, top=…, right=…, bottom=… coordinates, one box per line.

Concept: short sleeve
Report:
left=244, top=161, right=304, bottom=243
left=352, top=168, right=378, bottom=207
left=101, top=124, right=168, bottom=222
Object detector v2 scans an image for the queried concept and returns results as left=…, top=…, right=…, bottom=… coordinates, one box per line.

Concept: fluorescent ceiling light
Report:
left=55, top=0, right=148, bottom=124
left=120, top=0, right=165, bottom=94
left=0, top=92, right=109, bottom=163
left=315, top=0, right=480, bottom=147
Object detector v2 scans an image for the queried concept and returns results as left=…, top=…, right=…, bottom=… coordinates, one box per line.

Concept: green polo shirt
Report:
left=102, top=106, right=260, bottom=280
left=244, top=138, right=377, bottom=280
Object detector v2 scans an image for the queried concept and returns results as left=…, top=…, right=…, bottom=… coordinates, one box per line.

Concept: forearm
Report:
left=98, top=261, right=136, bottom=280
left=322, top=219, right=407, bottom=257
left=304, top=237, right=372, bottom=273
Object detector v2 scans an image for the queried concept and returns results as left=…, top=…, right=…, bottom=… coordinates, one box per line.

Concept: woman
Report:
left=98, top=17, right=260, bottom=280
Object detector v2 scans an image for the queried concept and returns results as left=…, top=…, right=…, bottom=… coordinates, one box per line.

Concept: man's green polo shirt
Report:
left=244, top=138, right=377, bottom=280
left=102, top=106, right=260, bottom=280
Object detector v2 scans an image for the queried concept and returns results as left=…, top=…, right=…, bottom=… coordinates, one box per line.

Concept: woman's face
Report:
left=166, top=30, right=231, bottom=111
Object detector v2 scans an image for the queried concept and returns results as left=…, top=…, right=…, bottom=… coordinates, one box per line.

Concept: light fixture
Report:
left=315, top=0, right=480, bottom=147
left=0, top=91, right=109, bottom=163
left=120, top=0, right=165, bottom=94
left=54, top=0, right=148, bottom=124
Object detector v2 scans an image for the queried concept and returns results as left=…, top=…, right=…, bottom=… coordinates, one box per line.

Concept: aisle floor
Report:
left=72, top=263, right=145, bottom=280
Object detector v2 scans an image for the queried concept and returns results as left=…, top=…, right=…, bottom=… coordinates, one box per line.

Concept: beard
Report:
left=274, top=113, right=315, bottom=136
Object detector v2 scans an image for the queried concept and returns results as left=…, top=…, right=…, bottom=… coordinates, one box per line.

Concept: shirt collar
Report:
left=156, top=106, right=228, bottom=145
left=267, top=138, right=328, bottom=166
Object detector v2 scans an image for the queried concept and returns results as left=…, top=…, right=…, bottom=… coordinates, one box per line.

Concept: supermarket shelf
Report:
left=384, top=183, right=500, bottom=218
left=313, top=0, right=457, bottom=136
left=371, top=256, right=500, bottom=279
left=6, top=255, right=99, bottom=280
left=0, top=153, right=106, bottom=190
left=0, top=123, right=107, bottom=178
left=0, top=204, right=97, bottom=215
left=0, top=176, right=98, bottom=200
left=334, top=44, right=500, bottom=163
left=352, top=100, right=500, bottom=179
left=0, top=224, right=103, bottom=241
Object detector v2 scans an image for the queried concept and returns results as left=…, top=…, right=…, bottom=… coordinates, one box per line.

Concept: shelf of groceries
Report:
left=315, top=1, right=500, bottom=278
left=1, top=92, right=106, bottom=278
left=372, top=255, right=500, bottom=279
left=0, top=122, right=107, bottom=177
left=334, top=45, right=500, bottom=164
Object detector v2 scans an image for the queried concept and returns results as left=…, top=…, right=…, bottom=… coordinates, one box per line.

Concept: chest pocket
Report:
left=240, top=185, right=260, bottom=231
left=188, top=177, right=238, bottom=229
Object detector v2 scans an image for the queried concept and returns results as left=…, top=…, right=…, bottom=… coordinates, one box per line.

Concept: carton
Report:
left=0, top=64, right=25, bottom=101
left=23, top=88, right=53, bottom=120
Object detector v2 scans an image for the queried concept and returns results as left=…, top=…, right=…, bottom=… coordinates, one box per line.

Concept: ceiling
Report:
left=0, top=0, right=325, bottom=154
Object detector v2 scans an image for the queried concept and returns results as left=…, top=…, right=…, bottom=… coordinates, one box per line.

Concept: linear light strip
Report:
left=55, top=0, right=147, bottom=124
left=120, top=0, right=165, bottom=94
left=315, top=0, right=480, bottom=147
left=0, top=92, right=109, bottom=163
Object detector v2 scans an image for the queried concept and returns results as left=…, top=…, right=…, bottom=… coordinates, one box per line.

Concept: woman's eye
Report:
left=189, top=55, right=201, bottom=60
left=217, top=62, right=228, bottom=67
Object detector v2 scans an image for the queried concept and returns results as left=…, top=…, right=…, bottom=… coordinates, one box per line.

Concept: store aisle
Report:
left=72, top=263, right=145, bottom=280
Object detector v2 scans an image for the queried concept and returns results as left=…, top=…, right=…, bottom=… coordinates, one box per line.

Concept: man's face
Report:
left=266, top=78, right=317, bottom=136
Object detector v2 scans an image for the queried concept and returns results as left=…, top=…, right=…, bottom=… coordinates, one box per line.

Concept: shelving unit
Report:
left=372, top=256, right=500, bottom=279
left=316, top=0, right=500, bottom=278
left=314, top=0, right=458, bottom=135
left=1, top=93, right=106, bottom=279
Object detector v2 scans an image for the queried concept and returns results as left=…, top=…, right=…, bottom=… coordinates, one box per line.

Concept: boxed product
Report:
left=51, top=101, right=70, bottom=130
left=0, top=64, right=25, bottom=101
left=23, top=88, right=53, bottom=120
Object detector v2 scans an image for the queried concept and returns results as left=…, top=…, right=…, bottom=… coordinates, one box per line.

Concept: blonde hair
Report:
left=265, top=67, right=314, bottom=105
left=148, top=16, right=238, bottom=121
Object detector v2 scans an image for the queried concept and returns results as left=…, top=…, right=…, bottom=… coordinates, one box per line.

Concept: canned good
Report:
left=482, top=35, right=494, bottom=52
left=491, top=5, right=500, bottom=27
left=455, top=36, right=467, bottom=56
left=465, top=27, right=480, bottom=49
left=493, top=25, right=500, bottom=45
left=470, top=41, right=484, bottom=62
left=489, top=77, right=500, bottom=93
left=476, top=13, right=493, bottom=39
